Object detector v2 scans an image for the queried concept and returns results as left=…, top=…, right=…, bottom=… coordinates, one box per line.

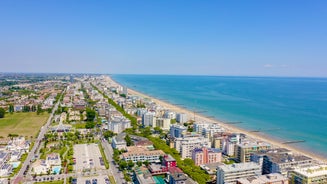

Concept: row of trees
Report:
left=91, top=84, right=138, bottom=130
left=7, top=104, right=44, bottom=114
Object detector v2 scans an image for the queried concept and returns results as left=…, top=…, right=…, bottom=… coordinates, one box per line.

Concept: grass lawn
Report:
left=72, top=122, right=85, bottom=129
left=109, top=175, right=116, bottom=184
left=0, top=112, right=49, bottom=138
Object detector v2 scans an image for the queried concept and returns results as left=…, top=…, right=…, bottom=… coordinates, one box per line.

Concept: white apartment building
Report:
left=217, top=162, right=261, bottom=184
left=193, top=122, right=210, bottom=133
left=142, top=111, right=156, bottom=127
left=176, top=113, right=188, bottom=123
left=121, top=146, right=165, bottom=163
left=155, top=118, right=171, bottom=130
left=108, top=116, right=131, bottom=134
left=225, top=134, right=241, bottom=156
left=174, top=136, right=210, bottom=159
left=203, top=124, right=225, bottom=139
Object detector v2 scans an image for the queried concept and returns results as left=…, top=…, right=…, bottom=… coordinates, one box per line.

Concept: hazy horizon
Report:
left=1, top=1, right=327, bottom=77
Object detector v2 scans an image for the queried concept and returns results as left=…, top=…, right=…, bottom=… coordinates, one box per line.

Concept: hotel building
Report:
left=216, top=162, right=261, bottom=184
left=235, top=141, right=271, bottom=162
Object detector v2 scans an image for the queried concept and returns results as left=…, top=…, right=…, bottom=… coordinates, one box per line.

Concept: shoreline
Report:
left=108, top=76, right=327, bottom=163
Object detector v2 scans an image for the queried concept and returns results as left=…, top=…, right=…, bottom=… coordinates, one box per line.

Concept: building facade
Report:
left=216, top=162, right=261, bottom=184
left=192, top=147, right=222, bottom=166
left=174, top=136, right=210, bottom=159
left=235, top=141, right=270, bottom=162
left=170, top=124, right=187, bottom=138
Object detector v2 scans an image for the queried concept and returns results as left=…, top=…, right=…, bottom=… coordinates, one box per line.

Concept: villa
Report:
left=31, top=159, right=48, bottom=175
left=46, top=153, right=61, bottom=166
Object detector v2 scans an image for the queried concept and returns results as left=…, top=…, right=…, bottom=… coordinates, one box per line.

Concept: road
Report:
left=101, top=139, right=125, bottom=184
left=12, top=90, right=65, bottom=184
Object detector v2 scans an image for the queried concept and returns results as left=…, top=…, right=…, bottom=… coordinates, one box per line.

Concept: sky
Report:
left=0, top=0, right=327, bottom=77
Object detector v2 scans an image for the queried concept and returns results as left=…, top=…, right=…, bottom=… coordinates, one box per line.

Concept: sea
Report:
left=112, top=75, right=327, bottom=158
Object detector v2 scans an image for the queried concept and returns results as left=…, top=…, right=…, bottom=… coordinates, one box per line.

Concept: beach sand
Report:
left=108, top=76, right=327, bottom=163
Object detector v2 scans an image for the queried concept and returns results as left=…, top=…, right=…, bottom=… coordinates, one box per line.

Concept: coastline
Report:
left=108, top=76, right=327, bottom=163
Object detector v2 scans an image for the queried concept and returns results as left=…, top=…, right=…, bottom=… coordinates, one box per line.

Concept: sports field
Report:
left=0, top=112, right=49, bottom=138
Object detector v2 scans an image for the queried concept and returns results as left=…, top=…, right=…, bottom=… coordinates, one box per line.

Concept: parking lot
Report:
left=73, top=144, right=106, bottom=172
left=74, top=175, right=110, bottom=184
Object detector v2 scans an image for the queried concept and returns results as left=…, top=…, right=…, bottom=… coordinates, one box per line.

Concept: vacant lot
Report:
left=0, top=112, right=49, bottom=137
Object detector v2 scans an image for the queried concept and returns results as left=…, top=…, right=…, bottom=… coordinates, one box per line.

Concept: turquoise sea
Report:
left=112, top=75, right=327, bottom=158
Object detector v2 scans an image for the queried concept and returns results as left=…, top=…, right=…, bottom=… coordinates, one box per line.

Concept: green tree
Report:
left=128, top=160, right=134, bottom=168
left=85, top=122, right=95, bottom=129
left=74, top=131, right=81, bottom=138
left=141, top=127, right=152, bottom=137
left=183, top=158, right=194, bottom=166
left=36, top=104, right=42, bottom=115
left=136, top=161, right=142, bottom=167
left=8, top=104, right=14, bottom=113
left=86, top=108, right=96, bottom=121
left=103, top=130, right=116, bottom=139
left=154, top=127, right=163, bottom=134
left=0, top=108, right=5, bottom=118
left=119, top=160, right=128, bottom=170
left=124, top=134, right=134, bottom=146
left=143, top=160, right=149, bottom=166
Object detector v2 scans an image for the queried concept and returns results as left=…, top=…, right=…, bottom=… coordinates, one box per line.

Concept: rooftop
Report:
left=218, top=162, right=260, bottom=172
left=237, top=141, right=271, bottom=148
left=292, top=165, right=327, bottom=177
left=253, top=149, right=312, bottom=164
left=237, top=173, right=289, bottom=183
left=163, top=154, right=176, bottom=162
left=123, top=146, right=165, bottom=157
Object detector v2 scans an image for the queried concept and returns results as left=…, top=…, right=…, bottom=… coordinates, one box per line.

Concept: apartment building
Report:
left=216, top=162, right=261, bottom=184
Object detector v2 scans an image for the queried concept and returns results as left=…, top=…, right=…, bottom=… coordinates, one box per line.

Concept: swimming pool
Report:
left=11, top=162, right=21, bottom=168
left=52, top=166, right=61, bottom=174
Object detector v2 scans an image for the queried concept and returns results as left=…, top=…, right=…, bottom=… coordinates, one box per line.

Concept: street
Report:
left=101, top=139, right=125, bottom=184
left=12, top=90, right=64, bottom=184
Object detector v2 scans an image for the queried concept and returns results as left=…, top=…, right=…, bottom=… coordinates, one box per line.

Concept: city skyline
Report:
left=1, top=1, right=327, bottom=77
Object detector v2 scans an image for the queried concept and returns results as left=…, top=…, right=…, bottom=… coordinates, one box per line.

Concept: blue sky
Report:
left=0, top=1, right=326, bottom=76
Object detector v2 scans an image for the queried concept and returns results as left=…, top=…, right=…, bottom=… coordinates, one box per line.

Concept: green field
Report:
left=0, top=112, right=49, bottom=138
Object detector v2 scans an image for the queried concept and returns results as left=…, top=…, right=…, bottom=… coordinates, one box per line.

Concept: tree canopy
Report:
left=86, top=108, right=96, bottom=121
left=0, top=108, right=5, bottom=118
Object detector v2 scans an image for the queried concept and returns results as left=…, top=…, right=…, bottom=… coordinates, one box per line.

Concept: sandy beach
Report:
left=108, top=76, right=327, bottom=163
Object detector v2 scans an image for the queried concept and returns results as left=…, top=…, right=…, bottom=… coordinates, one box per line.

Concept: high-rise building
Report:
left=174, top=136, right=209, bottom=159
left=142, top=111, right=156, bottom=127
left=155, top=117, right=171, bottom=130
left=108, top=116, right=131, bottom=134
left=176, top=113, right=188, bottom=123
left=122, top=86, right=128, bottom=95
left=235, top=141, right=271, bottom=162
